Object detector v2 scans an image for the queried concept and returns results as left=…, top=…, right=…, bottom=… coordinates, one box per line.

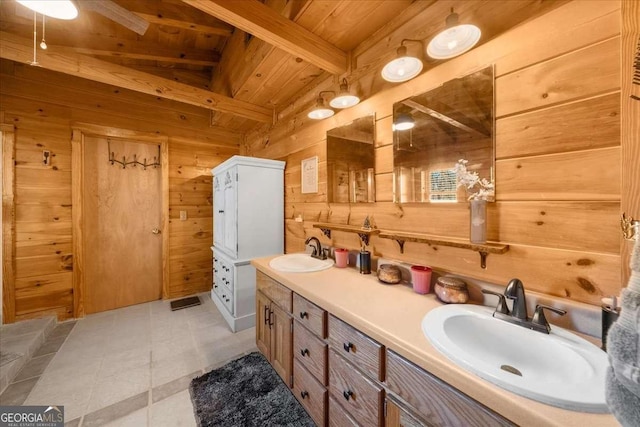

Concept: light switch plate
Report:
left=180, top=210, right=187, bottom=221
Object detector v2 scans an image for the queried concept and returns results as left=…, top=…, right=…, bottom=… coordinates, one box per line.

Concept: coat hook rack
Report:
left=108, top=139, right=161, bottom=170
left=621, top=213, right=640, bottom=241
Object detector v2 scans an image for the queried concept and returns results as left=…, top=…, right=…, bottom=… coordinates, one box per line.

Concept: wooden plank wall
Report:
left=0, top=61, right=238, bottom=322
left=245, top=1, right=622, bottom=307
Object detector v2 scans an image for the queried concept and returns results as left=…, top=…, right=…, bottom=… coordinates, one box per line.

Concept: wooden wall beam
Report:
left=0, top=31, right=272, bottom=123
left=1, top=124, right=16, bottom=323
left=134, top=12, right=233, bottom=36
left=183, top=0, right=347, bottom=75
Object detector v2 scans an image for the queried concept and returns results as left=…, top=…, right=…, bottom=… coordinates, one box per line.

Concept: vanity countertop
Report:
left=251, top=256, right=619, bottom=427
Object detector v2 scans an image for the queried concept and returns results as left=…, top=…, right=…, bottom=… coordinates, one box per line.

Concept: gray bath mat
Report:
left=189, top=352, right=314, bottom=427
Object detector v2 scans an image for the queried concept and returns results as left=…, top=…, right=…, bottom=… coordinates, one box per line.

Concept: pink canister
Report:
left=335, top=248, right=349, bottom=268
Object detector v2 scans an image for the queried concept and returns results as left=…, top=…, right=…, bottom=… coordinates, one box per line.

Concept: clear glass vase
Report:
left=469, top=199, right=487, bottom=244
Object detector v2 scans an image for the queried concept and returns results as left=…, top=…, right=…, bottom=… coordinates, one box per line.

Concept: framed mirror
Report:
left=392, top=66, right=494, bottom=203
left=327, top=114, right=376, bottom=203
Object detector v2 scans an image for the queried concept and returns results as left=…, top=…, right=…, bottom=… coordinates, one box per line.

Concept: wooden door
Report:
left=256, top=291, right=271, bottom=359
left=270, top=302, right=292, bottom=387
left=83, top=137, right=162, bottom=313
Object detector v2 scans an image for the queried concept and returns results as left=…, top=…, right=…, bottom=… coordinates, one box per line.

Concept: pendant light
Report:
left=17, top=0, right=78, bottom=20
left=308, top=91, right=335, bottom=120
left=392, top=113, right=415, bottom=131
left=381, top=39, right=424, bottom=83
left=427, top=8, right=481, bottom=60
left=329, top=79, right=360, bottom=109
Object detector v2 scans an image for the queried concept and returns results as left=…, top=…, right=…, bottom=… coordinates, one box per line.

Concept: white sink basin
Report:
left=269, top=253, right=334, bottom=273
left=422, top=304, right=609, bottom=413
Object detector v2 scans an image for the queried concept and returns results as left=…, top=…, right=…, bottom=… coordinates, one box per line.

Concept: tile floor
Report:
left=0, top=293, right=257, bottom=426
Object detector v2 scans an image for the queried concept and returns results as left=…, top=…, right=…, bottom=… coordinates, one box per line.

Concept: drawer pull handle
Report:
left=343, top=342, right=354, bottom=352
left=300, top=348, right=310, bottom=357
left=299, top=311, right=308, bottom=319
left=269, top=310, right=274, bottom=327
left=300, top=391, right=309, bottom=399
left=264, top=306, right=270, bottom=325
left=343, top=390, right=353, bottom=401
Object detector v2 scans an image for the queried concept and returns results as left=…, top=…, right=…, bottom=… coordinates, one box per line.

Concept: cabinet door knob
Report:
left=218, top=210, right=224, bottom=213
left=225, top=298, right=230, bottom=302
left=343, top=390, right=353, bottom=401
left=300, top=348, right=309, bottom=357
left=300, top=391, right=309, bottom=399
left=299, top=311, right=308, bottom=319
left=343, top=342, right=354, bottom=352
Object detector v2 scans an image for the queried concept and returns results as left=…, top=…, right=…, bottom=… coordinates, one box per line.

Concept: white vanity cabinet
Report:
left=211, top=156, right=285, bottom=331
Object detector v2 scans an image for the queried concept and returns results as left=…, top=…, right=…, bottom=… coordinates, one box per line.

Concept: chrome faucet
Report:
left=482, top=278, right=566, bottom=334
left=305, top=236, right=326, bottom=260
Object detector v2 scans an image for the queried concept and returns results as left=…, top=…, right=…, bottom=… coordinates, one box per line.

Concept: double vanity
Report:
left=251, top=254, right=617, bottom=426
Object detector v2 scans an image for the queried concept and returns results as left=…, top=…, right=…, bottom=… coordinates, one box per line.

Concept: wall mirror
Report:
left=327, top=114, right=376, bottom=203
left=392, top=66, right=494, bottom=203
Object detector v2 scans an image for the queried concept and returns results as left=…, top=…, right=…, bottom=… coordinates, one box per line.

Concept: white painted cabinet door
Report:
left=223, top=167, right=237, bottom=256
left=213, top=175, right=225, bottom=249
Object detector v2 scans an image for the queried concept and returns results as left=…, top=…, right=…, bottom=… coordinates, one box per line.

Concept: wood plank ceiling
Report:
left=0, top=0, right=568, bottom=137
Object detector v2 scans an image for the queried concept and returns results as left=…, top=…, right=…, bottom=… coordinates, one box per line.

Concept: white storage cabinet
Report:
left=211, top=156, right=285, bottom=331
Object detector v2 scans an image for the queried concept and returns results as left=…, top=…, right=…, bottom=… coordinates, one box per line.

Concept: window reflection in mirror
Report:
left=392, top=66, right=494, bottom=203
left=327, top=114, right=376, bottom=203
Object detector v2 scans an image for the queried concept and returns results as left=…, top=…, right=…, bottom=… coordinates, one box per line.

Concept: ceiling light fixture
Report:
left=17, top=0, right=78, bottom=20
left=392, top=113, right=415, bottom=131
left=329, top=79, right=360, bottom=109
left=381, top=39, right=424, bottom=83
left=427, top=8, right=481, bottom=60
left=308, top=91, right=335, bottom=120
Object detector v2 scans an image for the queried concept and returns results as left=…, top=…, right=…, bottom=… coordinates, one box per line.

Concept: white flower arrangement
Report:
left=454, top=159, right=495, bottom=201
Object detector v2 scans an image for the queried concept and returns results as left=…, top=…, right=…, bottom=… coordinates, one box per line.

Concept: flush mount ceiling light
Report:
left=308, top=91, right=335, bottom=120
left=17, top=0, right=78, bottom=20
left=329, top=79, right=360, bottom=109
left=427, top=8, right=481, bottom=60
left=392, top=113, right=415, bottom=131
left=381, top=39, right=424, bottom=83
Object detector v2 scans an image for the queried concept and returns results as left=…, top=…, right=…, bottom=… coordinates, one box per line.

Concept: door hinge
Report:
left=383, top=399, right=387, bottom=418
left=236, top=173, right=238, bottom=181
left=290, top=375, right=294, bottom=385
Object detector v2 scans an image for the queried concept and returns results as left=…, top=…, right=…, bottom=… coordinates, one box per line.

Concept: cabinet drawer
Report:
left=328, top=396, right=359, bottom=427
left=220, top=289, right=233, bottom=314
left=257, top=271, right=292, bottom=313
left=293, top=359, right=327, bottom=427
left=328, top=349, right=383, bottom=427
left=293, top=293, right=327, bottom=338
left=385, top=350, right=514, bottom=427
left=328, top=315, right=384, bottom=381
left=294, top=321, right=328, bottom=385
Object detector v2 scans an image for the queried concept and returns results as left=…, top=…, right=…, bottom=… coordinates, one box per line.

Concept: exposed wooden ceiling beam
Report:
left=182, top=0, right=347, bottom=75
left=133, top=12, right=233, bottom=36
left=59, top=46, right=219, bottom=67
left=0, top=31, right=272, bottom=123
